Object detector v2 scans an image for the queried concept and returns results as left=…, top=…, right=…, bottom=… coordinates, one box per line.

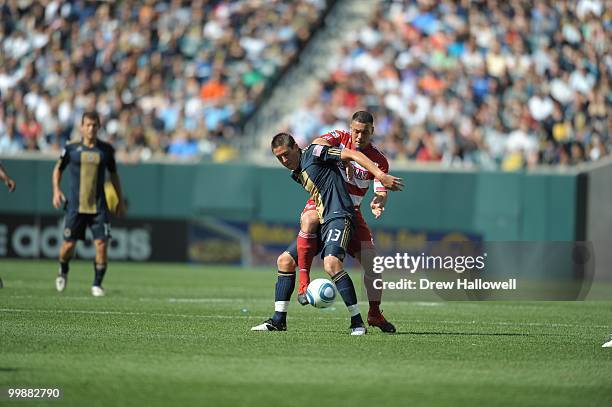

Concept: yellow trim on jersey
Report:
left=298, top=171, right=326, bottom=223
left=328, top=147, right=342, bottom=157
left=79, top=151, right=100, bottom=214
left=340, top=218, right=350, bottom=249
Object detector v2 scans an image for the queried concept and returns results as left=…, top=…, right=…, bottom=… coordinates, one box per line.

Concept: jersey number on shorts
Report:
left=325, top=229, right=342, bottom=243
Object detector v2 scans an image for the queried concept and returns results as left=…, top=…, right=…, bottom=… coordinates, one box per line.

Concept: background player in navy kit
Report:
left=252, top=133, right=402, bottom=335
left=52, top=111, right=125, bottom=297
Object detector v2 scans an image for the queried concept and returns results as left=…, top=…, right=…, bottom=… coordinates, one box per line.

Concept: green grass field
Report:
left=1, top=260, right=611, bottom=407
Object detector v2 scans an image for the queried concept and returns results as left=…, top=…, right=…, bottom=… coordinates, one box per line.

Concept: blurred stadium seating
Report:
left=0, top=0, right=609, bottom=169
left=0, top=0, right=332, bottom=162
left=284, top=0, right=610, bottom=170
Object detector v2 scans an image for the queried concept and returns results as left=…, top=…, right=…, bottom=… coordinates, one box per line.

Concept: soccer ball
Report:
left=306, top=278, right=337, bottom=308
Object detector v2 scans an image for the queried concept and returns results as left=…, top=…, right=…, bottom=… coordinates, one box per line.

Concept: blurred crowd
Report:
left=0, top=0, right=328, bottom=162
left=286, top=0, right=610, bottom=169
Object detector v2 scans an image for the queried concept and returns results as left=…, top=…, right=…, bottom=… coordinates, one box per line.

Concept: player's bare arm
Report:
left=370, top=191, right=387, bottom=219
left=51, top=162, right=66, bottom=209
left=0, top=162, right=16, bottom=192
left=337, top=148, right=403, bottom=191
left=109, top=171, right=126, bottom=216
left=312, top=137, right=355, bottom=179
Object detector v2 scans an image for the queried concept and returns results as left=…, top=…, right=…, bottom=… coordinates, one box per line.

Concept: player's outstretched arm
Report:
left=340, top=149, right=403, bottom=191
left=0, top=162, right=16, bottom=192
left=51, top=162, right=66, bottom=209
left=109, top=171, right=126, bottom=216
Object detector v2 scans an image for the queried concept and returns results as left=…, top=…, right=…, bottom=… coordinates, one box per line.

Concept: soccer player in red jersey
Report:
left=293, top=111, right=398, bottom=332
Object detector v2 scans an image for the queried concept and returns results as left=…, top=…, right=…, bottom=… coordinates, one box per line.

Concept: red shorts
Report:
left=302, top=199, right=374, bottom=256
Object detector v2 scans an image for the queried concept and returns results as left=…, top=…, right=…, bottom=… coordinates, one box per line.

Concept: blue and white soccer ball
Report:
left=306, top=278, right=337, bottom=308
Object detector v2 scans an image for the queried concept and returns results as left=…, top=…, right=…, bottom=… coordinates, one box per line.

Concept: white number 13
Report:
left=326, top=229, right=342, bottom=242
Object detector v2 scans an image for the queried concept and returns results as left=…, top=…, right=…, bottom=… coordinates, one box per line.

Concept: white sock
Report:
left=274, top=301, right=289, bottom=312
left=347, top=304, right=360, bottom=317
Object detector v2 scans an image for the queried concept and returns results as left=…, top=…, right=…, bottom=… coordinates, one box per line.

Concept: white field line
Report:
left=2, top=295, right=256, bottom=302
left=0, top=308, right=254, bottom=320
left=0, top=307, right=610, bottom=329
left=166, top=298, right=247, bottom=303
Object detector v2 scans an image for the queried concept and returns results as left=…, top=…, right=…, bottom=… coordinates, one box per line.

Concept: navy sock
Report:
left=333, top=271, right=364, bottom=326
left=93, top=263, right=107, bottom=287
left=333, top=271, right=358, bottom=306
left=351, top=314, right=364, bottom=326
left=272, top=271, right=295, bottom=324
left=59, top=261, right=69, bottom=275
left=272, top=311, right=287, bottom=324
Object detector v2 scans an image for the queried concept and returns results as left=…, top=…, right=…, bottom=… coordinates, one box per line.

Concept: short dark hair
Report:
left=81, top=111, right=101, bottom=126
left=271, top=132, right=296, bottom=150
left=351, top=111, right=374, bottom=125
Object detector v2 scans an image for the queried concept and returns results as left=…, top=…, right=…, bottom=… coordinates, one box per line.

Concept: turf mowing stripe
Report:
left=167, top=298, right=249, bottom=303
left=1, top=307, right=610, bottom=329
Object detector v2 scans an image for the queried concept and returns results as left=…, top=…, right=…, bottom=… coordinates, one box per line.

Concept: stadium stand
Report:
left=0, top=0, right=332, bottom=162
left=1, top=0, right=608, bottom=169
left=285, top=0, right=610, bottom=169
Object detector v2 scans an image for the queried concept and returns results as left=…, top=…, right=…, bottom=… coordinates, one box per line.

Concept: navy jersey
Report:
left=291, top=144, right=354, bottom=223
left=58, top=140, right=117, bottom=214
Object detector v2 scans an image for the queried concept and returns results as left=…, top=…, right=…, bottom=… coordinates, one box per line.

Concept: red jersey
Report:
left=320, top=129, right=389, bottom=208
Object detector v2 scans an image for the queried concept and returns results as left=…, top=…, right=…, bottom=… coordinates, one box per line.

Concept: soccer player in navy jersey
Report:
left=290, top=111, right=398, bottom=332
left=251, top=133, right=402, bottom=335
left=52, top=111, right=125, bottom=297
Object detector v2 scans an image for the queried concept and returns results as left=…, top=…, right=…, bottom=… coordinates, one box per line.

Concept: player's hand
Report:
left=345, top=163, right=354, bottom=181
left=380, top=174, right=403, bottom=191
left=5, top=178, right=15, bottom=192
left=52, top=190, right=66, bottom=209
left=370, top=195, right=385, bottom=219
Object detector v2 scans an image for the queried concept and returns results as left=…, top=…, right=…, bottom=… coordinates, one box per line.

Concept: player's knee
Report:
left=323, top=255, right=343, bottom=276
left=62, top=240, right=76, bottom=252
left=277, top=252, right=296, bottom=272
left=60, top=241, right=76, bottom=261
left=300, top=210, right=319, bottom=234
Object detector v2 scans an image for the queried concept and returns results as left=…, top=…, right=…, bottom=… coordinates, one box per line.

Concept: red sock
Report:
left=368, top=301, right=381, bottom=315
left=297, top=231, right=318, bottom=294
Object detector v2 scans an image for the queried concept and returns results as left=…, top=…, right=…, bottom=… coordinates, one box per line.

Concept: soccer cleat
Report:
left=250, top=318, right=286, bottom=332
left=55, top=273, right=67, bottom=292
left=367, top=310, right=397, bottom=333
left=297, top=282, right=310, bottom=306
left=297, top=292, right=309, bottom=306
left=91, top=286, right=105, bottom=297
left=350, top=323, right=367, bottom=336
left=603, top=337, right=612, bottom=348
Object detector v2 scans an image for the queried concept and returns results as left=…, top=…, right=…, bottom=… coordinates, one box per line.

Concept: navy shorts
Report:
left=63, top=211, right=111, bottom=241
left=286, top=216, right=353, bottom=262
